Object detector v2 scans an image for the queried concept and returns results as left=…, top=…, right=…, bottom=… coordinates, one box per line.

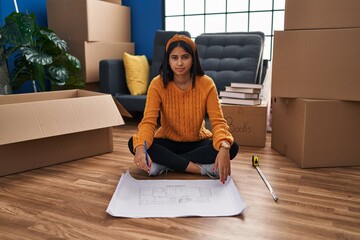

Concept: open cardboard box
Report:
left=0, top=89, right=131, bottom=176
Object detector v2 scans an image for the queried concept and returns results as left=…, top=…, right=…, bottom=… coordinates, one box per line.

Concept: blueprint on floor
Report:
left=106, top=170, right=246, bottom=218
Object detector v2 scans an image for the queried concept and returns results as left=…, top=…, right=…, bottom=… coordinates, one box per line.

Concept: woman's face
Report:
left=169, top=46, right=193, bottom=77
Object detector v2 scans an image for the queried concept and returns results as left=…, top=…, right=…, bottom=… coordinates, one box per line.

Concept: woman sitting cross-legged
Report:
left=128, top=34, right=239, bottom=184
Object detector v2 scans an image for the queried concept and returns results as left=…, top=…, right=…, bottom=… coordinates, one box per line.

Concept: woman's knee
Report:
left=230, top=141, right=239, bottom=159
left=128, top=137, right=134, bottom=155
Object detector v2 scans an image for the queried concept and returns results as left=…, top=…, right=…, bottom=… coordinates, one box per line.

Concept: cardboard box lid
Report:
left=0, top=89, right=130, bottom=145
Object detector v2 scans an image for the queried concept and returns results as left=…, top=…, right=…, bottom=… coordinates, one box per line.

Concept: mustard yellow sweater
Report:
left=133, top=75, right=234, bottom=151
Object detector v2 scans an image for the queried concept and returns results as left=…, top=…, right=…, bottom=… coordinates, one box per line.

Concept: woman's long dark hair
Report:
left=159, top=40, right=205, bottom=88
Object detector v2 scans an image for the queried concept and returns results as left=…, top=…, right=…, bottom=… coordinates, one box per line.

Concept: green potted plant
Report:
left=0, top=11, right=84, bottom=92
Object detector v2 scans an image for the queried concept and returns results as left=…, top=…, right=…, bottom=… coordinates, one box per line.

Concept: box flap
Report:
left=112, top=97, right=132, bottom=118
left=0, top=90, right=125, bottom=145
left=76, top=89, right=131, bottom=117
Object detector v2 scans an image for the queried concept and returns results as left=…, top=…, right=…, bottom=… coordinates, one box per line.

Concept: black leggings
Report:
left=128, top=137, right=239, bottom=172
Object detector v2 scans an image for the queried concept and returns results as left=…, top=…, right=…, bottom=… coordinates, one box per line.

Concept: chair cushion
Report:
left=123, top=52, right=150, bottom=95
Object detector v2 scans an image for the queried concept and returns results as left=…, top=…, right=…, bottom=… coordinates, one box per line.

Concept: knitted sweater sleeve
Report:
left=132, top=77, right=162, bottom=149
left=205, top=77, right=234, bottom=150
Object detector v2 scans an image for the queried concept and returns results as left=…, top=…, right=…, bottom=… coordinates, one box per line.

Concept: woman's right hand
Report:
left=214, top=147, right=231, bottom=184
left=134, top=145, right=151, bottom=173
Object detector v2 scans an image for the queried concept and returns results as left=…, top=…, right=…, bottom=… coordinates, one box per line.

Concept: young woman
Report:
left=128, top=34, right=238, bottom=183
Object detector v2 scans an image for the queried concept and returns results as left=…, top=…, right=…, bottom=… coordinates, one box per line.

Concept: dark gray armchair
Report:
left=99, top=30, right=191, bottom=112
left=195, top=31, right=266, bottom=93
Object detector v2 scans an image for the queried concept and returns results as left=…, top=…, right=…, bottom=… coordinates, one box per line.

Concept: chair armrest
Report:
left=99, top=59, right=130, bottom=95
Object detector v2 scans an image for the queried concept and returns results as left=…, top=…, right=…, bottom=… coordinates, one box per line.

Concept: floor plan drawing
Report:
left=107, top=171, right=246, bottom=218
left=139, top=185, right=212, bottom=205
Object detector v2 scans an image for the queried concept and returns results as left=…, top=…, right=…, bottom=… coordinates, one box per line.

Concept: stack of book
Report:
left=220, top=83, right=262, bottom=106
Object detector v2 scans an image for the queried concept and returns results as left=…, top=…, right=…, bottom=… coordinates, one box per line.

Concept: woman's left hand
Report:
left=214, top=148, right=231, bottom=183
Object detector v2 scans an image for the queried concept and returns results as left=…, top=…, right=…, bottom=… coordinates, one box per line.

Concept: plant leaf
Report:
left=21, top=47, right=53, bottom=65
left=40, top=29, right=68, bottom=51
left=66, top=53, right=81, bottom=69
left=1, top=12, right=35, bottom=46
left=48, top=66, right=68, bottom=85
left=51, top=75, right=84, bottom=91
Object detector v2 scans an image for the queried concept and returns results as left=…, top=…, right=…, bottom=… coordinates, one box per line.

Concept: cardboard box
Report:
left=272, top=29, right=360, bottom=101
left=284, top=0, right=360, bottom=30
left=67, top=41, right=134, bottom=83
left=271, top=97, right=360, bottom=168
left=0, top=89, right=131, bottom=176
left=47, top=0, right=131, bottom=42
left=221, top=103, right=267, bottom=147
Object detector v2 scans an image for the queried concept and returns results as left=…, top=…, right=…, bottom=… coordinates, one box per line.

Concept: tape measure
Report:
left=252, top=155, right=259, bottom=167
left=251, top=155, right=278, bottom=202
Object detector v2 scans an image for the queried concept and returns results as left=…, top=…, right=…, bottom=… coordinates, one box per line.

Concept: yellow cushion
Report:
left=123, top=52, right=150, bottom=95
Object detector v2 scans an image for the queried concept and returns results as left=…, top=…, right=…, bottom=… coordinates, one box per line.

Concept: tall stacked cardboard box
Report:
left=271, top=0, right=360, bottom=168
left=46, top=0, right=134, bottom=88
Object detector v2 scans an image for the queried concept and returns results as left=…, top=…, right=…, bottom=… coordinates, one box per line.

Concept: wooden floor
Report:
left=0, top=118, right=359, bottom=240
